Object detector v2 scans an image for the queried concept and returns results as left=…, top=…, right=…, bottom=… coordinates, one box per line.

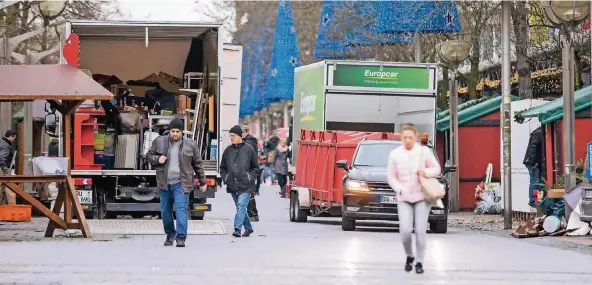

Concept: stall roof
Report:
left=518, top=85, right=592, bottom=124
left=0, top=64, right=113, bottom=101
left=437, top=95, right=519, bottom=132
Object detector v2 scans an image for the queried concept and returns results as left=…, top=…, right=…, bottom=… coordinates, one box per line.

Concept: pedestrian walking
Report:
left=241, top=125, right=260, bottom=222
left=220, top=125, right=260, bottom=237
left=146, top=119, right=207, bottom=248
left=264, top=135, right=279, bottom=184
left=273, top=138, right=290, bottom=197
left=0, top=130, right=17, bottom=205
left=386, top=123, right=441, bottom=274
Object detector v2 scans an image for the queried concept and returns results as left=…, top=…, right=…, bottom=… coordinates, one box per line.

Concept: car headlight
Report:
left=346, top=180, right=369, bottom=192
left=584, top=190, right=592, bottom=199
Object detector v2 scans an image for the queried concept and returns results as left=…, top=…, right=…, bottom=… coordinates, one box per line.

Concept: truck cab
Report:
left=336, top=139, right=453, bottom=233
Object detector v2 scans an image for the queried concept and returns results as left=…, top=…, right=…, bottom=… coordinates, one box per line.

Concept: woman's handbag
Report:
left=418, top=147, right=445, bottom=205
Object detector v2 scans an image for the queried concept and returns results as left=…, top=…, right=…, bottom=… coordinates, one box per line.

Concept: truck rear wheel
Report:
left=289, top=192, right=307, bottom=223
left=430, top=222, right=448, bottom=234
left=341, top=216, right=356, bottom=231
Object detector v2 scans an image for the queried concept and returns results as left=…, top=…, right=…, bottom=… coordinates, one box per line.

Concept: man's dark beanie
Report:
left=169, top=118, right=184, bottom=131
left=229, top=125, right=242, bottom=137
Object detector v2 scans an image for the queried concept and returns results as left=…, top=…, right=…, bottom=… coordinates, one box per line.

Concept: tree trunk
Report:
left=511, top=1, right=532, bottom=99
left=574, top=50, right=582, bottom=90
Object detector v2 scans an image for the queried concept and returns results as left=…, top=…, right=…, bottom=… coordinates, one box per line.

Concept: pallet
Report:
left=512, top=210, right=536, bottom=221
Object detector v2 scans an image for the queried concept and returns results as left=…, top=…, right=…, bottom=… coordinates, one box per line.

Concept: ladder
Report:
left=182, top=65, right=214, bottom=159
left=180, top=88, right=209, bottom=158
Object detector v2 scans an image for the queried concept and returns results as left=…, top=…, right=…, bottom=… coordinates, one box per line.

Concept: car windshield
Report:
left=353, top=142, right=402, bottom=167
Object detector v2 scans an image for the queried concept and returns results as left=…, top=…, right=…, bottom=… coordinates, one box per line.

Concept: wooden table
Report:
left=0, top=174, right=90, bottom=238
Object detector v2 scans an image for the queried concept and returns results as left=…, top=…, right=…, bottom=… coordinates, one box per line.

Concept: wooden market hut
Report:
left=436, top=95, right=519, bottom=209
left=518, top=85, right=592, bottom=187
left=0, top=64, right=113, bottom=238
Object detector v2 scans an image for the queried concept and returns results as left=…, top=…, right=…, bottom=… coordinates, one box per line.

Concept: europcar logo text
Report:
left=364, top=66, right=398, bottom=81
left=300, top=91, right=316, bottom=122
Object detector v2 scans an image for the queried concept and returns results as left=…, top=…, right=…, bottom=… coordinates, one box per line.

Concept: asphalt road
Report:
left=1, top=184, right=592, bottom=285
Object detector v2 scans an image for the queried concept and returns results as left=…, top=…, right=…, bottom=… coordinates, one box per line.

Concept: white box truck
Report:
left=50, top=20, right=241, bottom=219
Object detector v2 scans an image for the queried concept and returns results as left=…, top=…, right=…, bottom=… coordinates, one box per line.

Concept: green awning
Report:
left=518, top=85, right=592, bottom=124
left=437, top=95, right=520, bottom=132
left=436, top=98, right=485, bottom=120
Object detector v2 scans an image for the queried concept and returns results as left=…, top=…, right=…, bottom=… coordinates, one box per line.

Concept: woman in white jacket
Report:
left=386, top=123, right=441, bottom=274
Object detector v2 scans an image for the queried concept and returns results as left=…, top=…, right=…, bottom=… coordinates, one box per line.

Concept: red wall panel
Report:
left=546, top=117, right=592, bottom=184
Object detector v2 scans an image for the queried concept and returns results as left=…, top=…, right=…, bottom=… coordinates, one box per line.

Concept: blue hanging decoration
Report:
left=249, top=31, right=271, bottom=114
left=314, top=0, right=357, bottom=59
left=314, top=1, right=413, bottom=58
left=375, top=0, right=462, bottom=34
left=239, top=35, right=254, bottom=119
left=345, top=1, right=414, bottom=47
left=238, top=24, right=275, bottom=117
left=263, top=0, right=300, bottom=104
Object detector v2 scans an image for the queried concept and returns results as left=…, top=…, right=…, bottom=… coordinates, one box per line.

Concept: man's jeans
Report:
left=528, top=167, right=541, bottom=207
left=160, top=183, right=189, bottom=240
left=231, top=192, right=253, bottom=231
left=0, top=169, right=16, bottom=205
left=262, top=166, right=275, bottom=183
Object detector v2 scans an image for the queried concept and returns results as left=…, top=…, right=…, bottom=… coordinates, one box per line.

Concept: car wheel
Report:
left=342, top=216, right=356, bottom=231
left=291, top=192, right=308, bottom=223
left=430, top=222, right=447, bottom=234
left=289, top=192, right=296, bottom=222
left=90, top=207, right=99, bottom=220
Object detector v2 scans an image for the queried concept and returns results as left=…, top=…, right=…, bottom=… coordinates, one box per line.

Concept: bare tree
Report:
left=457, top=1, right=501, bottom=99
left=511, top=1, right=532, bottom=99
left=195, top=0, right=236, bottom=43
left=0, top=0, right=121, bottom=115
left=65, top=0, right=121, bottom=21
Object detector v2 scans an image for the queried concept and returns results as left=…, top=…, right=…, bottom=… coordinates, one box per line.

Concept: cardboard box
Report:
left=176, top=95, right=191, bottom=114
left=547, top=189, right=565, bottom=199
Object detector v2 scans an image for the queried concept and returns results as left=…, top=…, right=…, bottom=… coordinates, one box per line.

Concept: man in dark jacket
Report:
left=0, top=130, right=16, bottom=205
left=0, top=130, right=16, bottom=175
left=146, top=119, right=207, bottom=247
left=523, top=127, right=543, bottom=207
left=220, top=125, right=260, bottom=237
left=241, top=126, right=260, bottom=221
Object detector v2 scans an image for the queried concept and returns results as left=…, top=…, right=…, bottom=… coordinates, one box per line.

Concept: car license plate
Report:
left=77, top=190, right=93, bottom=204
left=380, top=195, right=397, bottom=204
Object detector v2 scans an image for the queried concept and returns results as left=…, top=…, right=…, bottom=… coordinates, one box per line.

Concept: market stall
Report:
left=517, top=85, right=592, bottom=187
left=0, top=64, right=113, bottom=238
left=436, top=95, right=518, bottom=209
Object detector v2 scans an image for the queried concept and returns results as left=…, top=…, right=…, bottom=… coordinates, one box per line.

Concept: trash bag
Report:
left=474, top=190, right=502, bottom=214
left=32, top=157, right=68, bottom=175
left=119, top=112, right=140, bottom=133
left=542, top=197, right=565, bottom=218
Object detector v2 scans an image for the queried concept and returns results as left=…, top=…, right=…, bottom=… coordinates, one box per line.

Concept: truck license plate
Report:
left=380, top=195, right=397, bottom=204
left=77, top=190, right=93, bottom=204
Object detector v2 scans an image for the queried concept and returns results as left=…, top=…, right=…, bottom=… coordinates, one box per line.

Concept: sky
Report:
left=118, top=0, right=202, bottom=22
left=117, top=0, right=235, bottom=42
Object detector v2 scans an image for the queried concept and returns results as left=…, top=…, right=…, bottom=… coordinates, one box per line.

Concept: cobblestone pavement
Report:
left=1, top=185, right=592, bottom=284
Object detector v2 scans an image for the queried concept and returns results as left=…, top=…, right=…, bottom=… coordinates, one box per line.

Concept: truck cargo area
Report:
left=58, top=20, right=226, bottom=220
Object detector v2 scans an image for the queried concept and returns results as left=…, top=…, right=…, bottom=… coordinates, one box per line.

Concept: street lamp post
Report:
left=436, top=39, right=472, bottom=213
left=541, top=1, right=590, bottom=220
left=501, top=1, right=512, bottom=230
left=32, top=0, right=66, bottom=61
